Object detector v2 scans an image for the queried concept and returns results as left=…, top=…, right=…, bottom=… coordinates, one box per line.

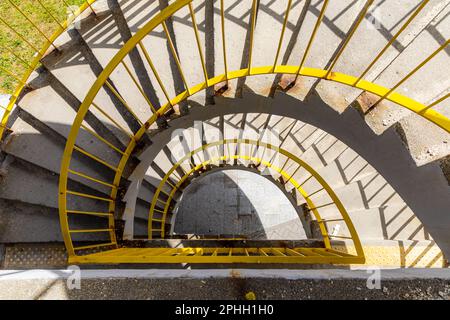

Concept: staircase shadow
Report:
left=172, top=167, right=308, bottom=239
left=135, top=88, right=450, bottom=261
left=1, top=0, right=449, bottom=270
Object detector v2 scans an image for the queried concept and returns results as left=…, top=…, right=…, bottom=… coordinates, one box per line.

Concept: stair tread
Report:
left=0, top=199, right=108, bottom=243
left=18, top=83, right=123, bottom=167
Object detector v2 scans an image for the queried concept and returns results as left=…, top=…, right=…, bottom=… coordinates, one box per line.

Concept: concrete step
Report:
left=2, top=0, right=446, bottom=254
left=20, top=70, right=124, bottom=171
left=0, top=153, right=113, bottom=214
left=280, top=0, right=450, bottom=115
left=0, top=199, right=107, bottom=243
left=42, top=21, right=145, bottom=136
left=397, top=113, right=450, bottom=167
left=123, top=0, right=194, bottom=113
left=170, top=0, right=211, bottom=105
left=2, top=117, right=115, bottom=195
left=325, top=204, right=431, bottom=241
left=81, top=1, right=159, bottom=124
left=2, top=115, right=146, bottom=203
left=283, top=145, right=377, bottom=199
left=305, top=171, right=407, bottom=218
left=359, top=1, right=450, bottom=123
left=125, top=107, right=439, bottom=243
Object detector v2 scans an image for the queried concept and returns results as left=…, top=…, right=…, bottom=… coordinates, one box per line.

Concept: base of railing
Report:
left=68, top=247, right=364, bottom=265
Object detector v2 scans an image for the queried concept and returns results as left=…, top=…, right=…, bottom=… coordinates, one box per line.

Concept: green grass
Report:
left=0, top=0, right=86, bottom=95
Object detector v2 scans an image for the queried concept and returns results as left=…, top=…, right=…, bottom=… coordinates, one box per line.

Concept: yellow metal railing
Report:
left=59, top=0, right=450, bottom=263
left=24, top=0, right=446, bottom=264
left=70, top=246, right=363, bottom=265
left=148, top=139, right=364, bottom=254
left=0, top=0, right=97, bottom=141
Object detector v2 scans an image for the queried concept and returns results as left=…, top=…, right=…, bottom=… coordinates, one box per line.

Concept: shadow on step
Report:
left=175, top=169, right=309, bottom=238
left=136, top=88, right=450, bottom=260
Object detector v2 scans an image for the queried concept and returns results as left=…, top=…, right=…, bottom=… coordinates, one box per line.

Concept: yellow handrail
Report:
left=50, top=0, right=449, bottom=263
left=147, top=139, right=364, bottom=261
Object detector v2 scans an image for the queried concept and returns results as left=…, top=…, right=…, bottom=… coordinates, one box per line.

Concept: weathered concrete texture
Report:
left=127, top=92, right=450, bottom=259
left=397, top=115, right=450, bottom=166
left=0, top=269, right=449, bottom=300
left=0, top=0, right=449, bottom=262
left=174, top=169, right=306, bottom=239
left=360, top=1, right=450, bottom=165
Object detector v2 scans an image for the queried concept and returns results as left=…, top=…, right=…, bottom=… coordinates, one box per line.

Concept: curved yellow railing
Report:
left=55, top=0, right=449, bottom=262
left=148, top=139, right=364, bottom=256
left=0, top=0, right=97, bottom=141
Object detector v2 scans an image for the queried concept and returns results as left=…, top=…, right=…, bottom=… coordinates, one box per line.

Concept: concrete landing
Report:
left=174, top=169, right=307, bottom=239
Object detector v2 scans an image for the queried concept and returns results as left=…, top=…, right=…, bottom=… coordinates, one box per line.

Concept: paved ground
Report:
left=3, top=278, right=450, bottom=300
left=0, top=269, right=449, bottom=300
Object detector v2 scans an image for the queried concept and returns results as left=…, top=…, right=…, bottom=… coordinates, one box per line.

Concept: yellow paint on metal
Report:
left=147, top=139, right=364, bottom=263
left=376, top=40, right=449, bottom=105
left=73, top=146, right=118, bottom=171
left=66, top=190, right=113, bottom=203
left=296, top=0, right=329, bottom=76
left=273, top=0, right=293, bottom=71
left=188, top=2, right=209, bottom=85
left=104, top=81, right=143, bottom=126
left=55, top=0, right=450, bottom=264
left=91, top=102, right=134, bottom=138
left=247, top=0, right=258, bottom=73
left=120, top=61, right=157, bottom=114
left=162, top=21, right=191, bottom=94
left=426, top=92, right=449, bottom=110
left=220, top=0, right=228, bottom=81
left=137, top=41, right=174, bottom=105
left=68, top=247, right=364, bottom=265
left=80, top=124, right=126, bottom=155
left=324, top=0, right=374, bottom=78
left=68, top=169, right=117, bottom=189
left=66, top=210, right=113, bottom=218
left=62, top=241, right=441, bottom=266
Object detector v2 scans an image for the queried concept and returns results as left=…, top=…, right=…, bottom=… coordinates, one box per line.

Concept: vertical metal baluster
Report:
left=294, top=0, right=329, bottom=82
left=273, top=0, right=293, bottom=72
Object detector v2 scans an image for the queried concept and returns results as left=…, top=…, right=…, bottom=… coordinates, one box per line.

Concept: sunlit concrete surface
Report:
left=0, top=0, right=449, bottom=274
left=173, top=169, right=306, bottom=239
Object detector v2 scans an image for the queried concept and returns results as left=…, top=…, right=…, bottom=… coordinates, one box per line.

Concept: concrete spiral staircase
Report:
left=0, top=0, right=449, bottom=269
